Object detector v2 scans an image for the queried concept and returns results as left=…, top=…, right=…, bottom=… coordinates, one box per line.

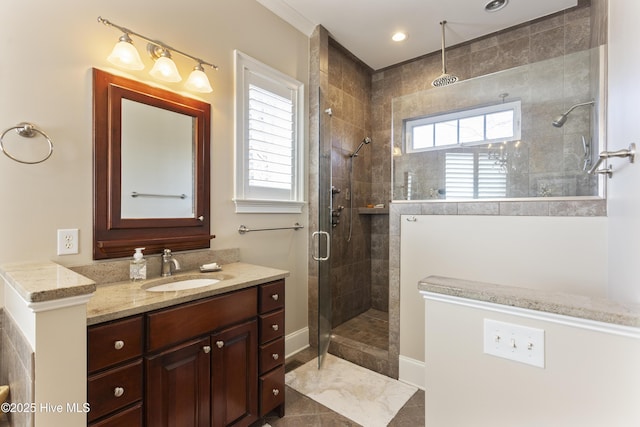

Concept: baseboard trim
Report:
left=285, top=326, right=309, bottom=358
left=399, top=355, right=425, bottom=390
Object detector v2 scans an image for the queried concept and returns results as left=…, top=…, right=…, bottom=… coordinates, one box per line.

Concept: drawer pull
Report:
left=113, top=387, right=124, bottom=398
left=203, top=345, right=211, bottom=354
left=271, top=324, right=279, bottom=332
left=272, top=353, right=279, bottom=360
left=216, top=340, right=224, bottom=348
left=272, top=388, right=280, bottom=396
left=271, top=294, right=279, bottom=301
left=114, top=340, right=124, bottom=350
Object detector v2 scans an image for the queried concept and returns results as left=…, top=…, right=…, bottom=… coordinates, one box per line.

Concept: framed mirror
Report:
left=93, top=68, right=212, bottom=259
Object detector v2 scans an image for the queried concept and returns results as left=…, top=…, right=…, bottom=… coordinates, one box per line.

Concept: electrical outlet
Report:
left=57, top=229, right=79, bottom=255
left=483, top=319, right=545, bottom=368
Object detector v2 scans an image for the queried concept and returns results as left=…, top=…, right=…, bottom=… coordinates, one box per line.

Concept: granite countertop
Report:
left=418, top=275, right=640, bottom=328
left=0, top=261, right=96, bottom=303
left=86, top=262, right=289, bottom=325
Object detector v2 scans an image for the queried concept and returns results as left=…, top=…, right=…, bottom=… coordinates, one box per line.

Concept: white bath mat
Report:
left=285, top=354, right=417, bottom=427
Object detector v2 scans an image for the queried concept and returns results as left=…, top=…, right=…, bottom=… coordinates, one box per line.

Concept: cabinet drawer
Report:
left=259, top=310, right=284, bottom=344
left=259, top=337, right=284, bottom=374
left=147, top=287, right=257, bottom=352
left=89, top=403, right=142, bottom=427
left=88, top=360, right=143, bottom=422
left=88, top=316, right=143, bottom=373
left=259, top=280, right=285, bottom=313
left=260, top=365, right=285, bottom=417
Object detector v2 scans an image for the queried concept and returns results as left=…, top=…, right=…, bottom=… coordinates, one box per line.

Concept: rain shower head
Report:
left=351, top=137, right=372, bottom=157
left=432, top=21, right=459, bottom=88
left=552, top=100, right=595, bottom=128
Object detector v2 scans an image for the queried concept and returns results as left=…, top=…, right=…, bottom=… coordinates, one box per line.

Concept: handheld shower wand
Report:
left=351, top=137, right=372, bottom=157
left=347, top=137, right=372, bottom=242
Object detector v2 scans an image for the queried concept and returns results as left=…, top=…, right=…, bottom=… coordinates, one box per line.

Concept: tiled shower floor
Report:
left=331, top=308, right=389, bottom=350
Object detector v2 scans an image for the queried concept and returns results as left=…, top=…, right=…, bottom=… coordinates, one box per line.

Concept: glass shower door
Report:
left=316, top=88, right=332, bottom=367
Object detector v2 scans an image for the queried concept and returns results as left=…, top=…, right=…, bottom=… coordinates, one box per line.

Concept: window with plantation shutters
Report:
left=445, top=152, right=507, bottom=199
left=234, top=51, right=305, bottom=213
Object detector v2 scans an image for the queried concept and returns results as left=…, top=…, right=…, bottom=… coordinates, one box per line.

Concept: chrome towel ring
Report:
left=0, top=122, right=54, bottom=164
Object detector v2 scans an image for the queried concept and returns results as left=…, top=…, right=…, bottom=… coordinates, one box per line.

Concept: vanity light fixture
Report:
left=106, top=33, right=144, bottom=70
left=97, top=16, right=218, bottom=93
left=148, top=46, right=182, bottom=83
left=185, top=64, right=214, bottom=93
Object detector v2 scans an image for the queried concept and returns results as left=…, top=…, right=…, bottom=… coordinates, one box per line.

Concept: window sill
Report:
left=233, top=199, right=306, bottom=214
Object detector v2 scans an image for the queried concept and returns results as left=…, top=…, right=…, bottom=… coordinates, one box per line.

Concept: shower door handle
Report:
left=312, top=231, right=331, bottom=261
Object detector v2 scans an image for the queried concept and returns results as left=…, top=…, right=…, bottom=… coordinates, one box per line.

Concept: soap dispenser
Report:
left=130, top=247, right=147, bottom=281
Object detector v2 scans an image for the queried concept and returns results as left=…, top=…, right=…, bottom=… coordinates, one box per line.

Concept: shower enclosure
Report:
left=310, top=30, right=390, bottom=375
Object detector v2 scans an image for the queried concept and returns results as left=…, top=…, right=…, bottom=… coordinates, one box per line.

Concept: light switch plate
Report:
left=483, top=319, right=545, bottom=368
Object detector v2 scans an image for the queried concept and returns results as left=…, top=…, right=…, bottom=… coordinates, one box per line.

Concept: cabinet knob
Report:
left=272, top=388, right=280, bottom=396
left=114, top=340, right=124, bottom=350
left=272, top=353, right=279, bottom=360
left=114, top=387, right=124, bottom=398
left=216, top=341, right=224, bottom=348
left=271, top=293, right=279, bottom=301
left=203, top=346, right=211, bottom=354
left=271, top=324, right=279, bottom=331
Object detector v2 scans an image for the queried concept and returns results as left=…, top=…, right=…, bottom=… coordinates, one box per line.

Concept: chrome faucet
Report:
left=161, top=249, right=181, bottom=277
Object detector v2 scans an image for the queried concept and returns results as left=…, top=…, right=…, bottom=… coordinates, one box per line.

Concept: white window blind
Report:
left=478, top=154, right=507, bottom=198
left=445, top=152, right=506, bottom=199
left=445, top=153, right=475, bottom=199
left=247, top=84, right=294, bottom=192
left=234, top=50, right=304, bottom=213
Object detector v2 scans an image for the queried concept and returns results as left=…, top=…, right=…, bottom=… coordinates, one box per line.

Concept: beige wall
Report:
left=424, top=298, right=640, bottom=426
left=0, top=1, right=310, bottom=336
left=401, top=215, right=609, bottom=363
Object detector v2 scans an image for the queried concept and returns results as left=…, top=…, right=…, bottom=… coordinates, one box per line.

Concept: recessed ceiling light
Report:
left=485, top=0, right=508, bottom=12
left=392, top=32, right=407, bottom=42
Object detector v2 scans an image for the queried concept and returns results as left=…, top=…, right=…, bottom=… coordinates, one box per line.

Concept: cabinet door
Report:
left=211, top=320, right=258, bottom=427
left=146, top=337, right=211, bottom=427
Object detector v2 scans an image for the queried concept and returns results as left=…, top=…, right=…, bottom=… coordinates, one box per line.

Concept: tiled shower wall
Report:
left=1, top=310, right=35, bottom=427
left=326, top=40, right=376, bottom=326
left=370, top=0, right=596, bottom=206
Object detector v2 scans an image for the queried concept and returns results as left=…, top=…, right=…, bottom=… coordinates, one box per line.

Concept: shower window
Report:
left=405, top=100, right=522, bottom=153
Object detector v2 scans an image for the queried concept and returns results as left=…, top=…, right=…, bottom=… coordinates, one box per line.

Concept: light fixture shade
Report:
left=107, top=34, right=144, bottom=70
left=185, top=65, right=213, bottom=93
left=149, top=51, right=182, bottom=82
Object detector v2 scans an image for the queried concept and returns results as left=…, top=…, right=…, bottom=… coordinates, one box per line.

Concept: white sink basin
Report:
left=145, top=278, right=220, bottom=292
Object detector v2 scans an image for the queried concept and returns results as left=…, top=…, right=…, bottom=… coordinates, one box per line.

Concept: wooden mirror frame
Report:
left=93, top=68, right=212, bottom=259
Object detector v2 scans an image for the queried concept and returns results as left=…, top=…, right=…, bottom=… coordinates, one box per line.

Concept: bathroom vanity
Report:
left=86, top=262, right=288, bottom=427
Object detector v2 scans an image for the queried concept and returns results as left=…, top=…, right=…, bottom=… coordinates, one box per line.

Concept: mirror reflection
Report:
left=392, top=46, right=604, bottom=200
left=121, top=99, right=195, bottom=219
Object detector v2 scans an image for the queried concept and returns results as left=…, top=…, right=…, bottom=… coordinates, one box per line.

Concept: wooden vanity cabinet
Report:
left=87, top=315, right=144, bottom=426
left=88, top=280, right=285, bottom=427
left=258, top=280, right=285, bottom=417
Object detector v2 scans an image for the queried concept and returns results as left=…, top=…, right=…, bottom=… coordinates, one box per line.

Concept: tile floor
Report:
left=331, top=309, right=389, bottom=350
left=261, top=347, right=425, bottom=427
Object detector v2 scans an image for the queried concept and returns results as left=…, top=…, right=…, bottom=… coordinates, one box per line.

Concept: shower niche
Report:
left=392, top=46, right=605, bottom=201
